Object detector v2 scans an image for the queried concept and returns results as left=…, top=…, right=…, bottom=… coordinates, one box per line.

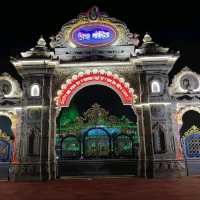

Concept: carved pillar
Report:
left=135, top=107, right=146, bottom=177
left=142, top=106, right=154, bottom=178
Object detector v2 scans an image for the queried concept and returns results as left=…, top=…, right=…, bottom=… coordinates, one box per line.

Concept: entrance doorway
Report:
left=0, top=116, right=13, bottom=180
left=56, top=85, right=139, bottom=176
left=180, top=110, right=200, bottom=175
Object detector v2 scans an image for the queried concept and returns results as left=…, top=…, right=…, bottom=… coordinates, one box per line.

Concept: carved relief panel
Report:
left=152, top=122, right=167, bottom=154
left=150, top=105, right=166, bottom=119
left=169, top=67, right=200, bottom=97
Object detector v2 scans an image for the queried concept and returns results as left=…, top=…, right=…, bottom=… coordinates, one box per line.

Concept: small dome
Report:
left=37, top=36, right=46, bottom=47
left=143, top=33, right=153, bottom=43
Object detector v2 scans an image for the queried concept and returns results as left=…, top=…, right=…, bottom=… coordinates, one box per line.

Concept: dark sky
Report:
left=71, top=85, right=136, bottom=121
left=0, top=0, right=200, bottom=81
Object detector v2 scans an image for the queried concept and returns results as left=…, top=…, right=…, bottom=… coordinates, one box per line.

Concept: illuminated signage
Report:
left=56, top=70, right=137, bottom=107
left=71, top=23, right=118, bottom=47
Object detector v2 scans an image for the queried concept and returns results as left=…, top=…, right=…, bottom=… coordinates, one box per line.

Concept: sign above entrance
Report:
left=50, top=7, right=136, bottom=49
left=55, top=70, right=137, bottom=107
left=71, top=23, right=118, bottom=47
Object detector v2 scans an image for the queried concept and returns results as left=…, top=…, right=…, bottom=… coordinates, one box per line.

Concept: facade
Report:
left=0, top=7, right=200, bottom=181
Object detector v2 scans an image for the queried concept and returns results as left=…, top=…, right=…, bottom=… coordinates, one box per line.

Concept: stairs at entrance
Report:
left=57, top=159, right=137, bottom=177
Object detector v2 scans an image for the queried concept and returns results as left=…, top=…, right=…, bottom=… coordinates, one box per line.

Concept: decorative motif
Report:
left=151, top=105, right=165, bottom=118
left=176, top=106, right=200, bottom=125
left=0, top=111, right=19, bottom=164
left=185, top=135, right=200, bottom=158
left=0, top=73, right=22, bottom=98
left=21, top=36, right=51, bottom=58
left=37, top=35, right=46, bottom=47
left=0, top=129, right=11, bottom=141
left=180, top=74, right=199, bottom=91
left=0, top=128, right=12, bottom=162
left=169, top=67, right=200, bottom=96
left=83, top=103, right=109, bottom=124
left=88, top=6, right=99, bottom=20
left=143, top=33, right=153, bottom=43
left=50, top=6, right=136, bottom=48
left=57, top=103, right=138, bottom=159
left=57, top=103, right=137, bottom=137
left=182, top=125, right=200, bottom=137
left=55, top=70, right=137, bottom=107
left=175, top=106, right=200, bottom=160
left=0, top=140, right=11, bottom=161
left=0, top=80, right=12, bottom=96
left=135, top=33, right=169, bottom=55
left=182, top=125, right=200, bottom=158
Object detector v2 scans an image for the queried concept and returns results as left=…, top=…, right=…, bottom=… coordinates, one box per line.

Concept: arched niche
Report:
left=0, top=112, right=19, bottom=166
left=151, top=80, right=161, bottom=93
left=175, top=106, right=200, bottom=160
left=30, top=84, right=40, bottom=97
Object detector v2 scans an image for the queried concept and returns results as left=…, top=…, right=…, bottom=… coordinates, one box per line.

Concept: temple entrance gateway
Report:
left=4, top=6, right=190, bottom=180
left=56, top=85, right=139, bottom=176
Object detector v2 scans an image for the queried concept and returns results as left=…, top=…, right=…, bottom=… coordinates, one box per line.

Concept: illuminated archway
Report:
left=176, top=106, right=200, bottom=126
left=0, top=111, right=18, bottom=163
left=0, top=116, right=13, bottom=162
left=175, top=106, right=200, bottom=160
left=56, top=85, right=139, bottom=158
left=179, top=110, right=200, bottom=175
left=55, top=69, right=137, bottom=107
left=55, top=73, right=139, bottom=176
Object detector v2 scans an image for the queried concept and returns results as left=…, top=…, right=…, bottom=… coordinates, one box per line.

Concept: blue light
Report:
left=72, top=24, right=117, bottom=47
left=185, top=134, right=200, bottom=158
left=85, top=127, right=120, bottom=136
left=0, top=140, right=11, bottom=162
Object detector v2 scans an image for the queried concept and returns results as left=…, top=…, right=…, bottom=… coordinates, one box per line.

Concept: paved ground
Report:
left=1, top=176, right=200, bottom=200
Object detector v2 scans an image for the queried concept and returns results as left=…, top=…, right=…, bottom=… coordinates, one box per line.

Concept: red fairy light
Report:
left=57, top=71, right=136, bottom=107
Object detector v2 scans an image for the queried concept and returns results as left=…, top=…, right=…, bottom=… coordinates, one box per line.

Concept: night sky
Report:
left=0, top=0, right=199, bottom=81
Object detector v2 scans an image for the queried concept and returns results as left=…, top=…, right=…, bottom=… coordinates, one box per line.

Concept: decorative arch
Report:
left=175, top=105, right=200, bottom=160
left=0, top=111, right=18, bottom=163
left=0, top=73, right=22, bottom=98
left=55, top=69, right=137, bottom=107
left=169, top=67, right=200, bottom=95
left=176, top=106, right=200, bottom=126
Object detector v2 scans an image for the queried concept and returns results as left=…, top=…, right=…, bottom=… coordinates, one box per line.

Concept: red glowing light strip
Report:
left=57, top=72, right=135, bottom=107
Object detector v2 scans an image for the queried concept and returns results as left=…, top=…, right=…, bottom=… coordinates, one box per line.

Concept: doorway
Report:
left=180, top=110, right=200, bottom=175
left=0, top=116, right=13, bottom=180
left=56, top=85, right=139, bottom=176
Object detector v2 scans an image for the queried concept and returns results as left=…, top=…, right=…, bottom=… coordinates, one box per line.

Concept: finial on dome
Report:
left=182, top=66, right=191, bottom=71
left=143, top=33, right=153, bottom=43
left=37, top=35, right=46, bottom=47
left=88, top=6, right=99, bottom=20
